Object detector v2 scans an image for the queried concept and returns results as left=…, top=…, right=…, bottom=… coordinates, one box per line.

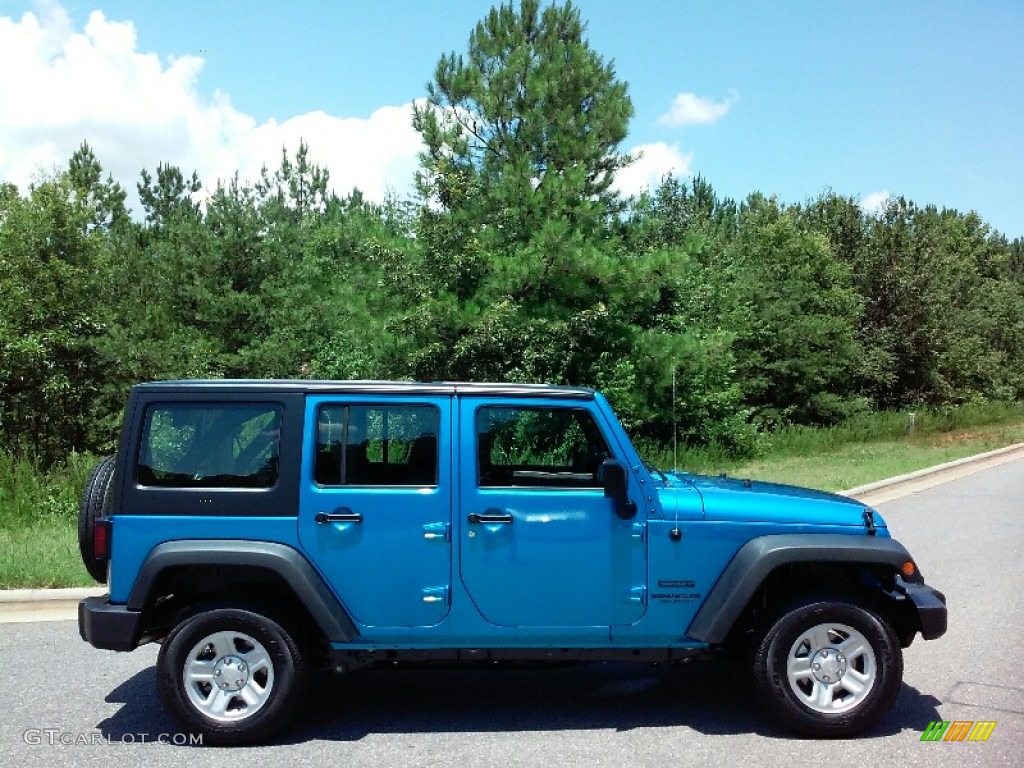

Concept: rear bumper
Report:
left=78, top=596, right=143, bottom=651
left=897, top=578, right=947, bottom=641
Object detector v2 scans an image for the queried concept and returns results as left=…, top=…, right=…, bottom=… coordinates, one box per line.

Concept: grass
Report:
left=693, top=422, right=1024, bottom=491
left=0, top=451, right=98, bottom=589
left=2, top=402, right=1023, bottom=588
left=0, top=520, right=98, bottom=588
left=650, top=402, right=1024, bottom=491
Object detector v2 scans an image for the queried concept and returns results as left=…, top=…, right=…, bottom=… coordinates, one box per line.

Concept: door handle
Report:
left=468, top=509, right=513, bottom=525
left=315, top=507, right=363, bottom=524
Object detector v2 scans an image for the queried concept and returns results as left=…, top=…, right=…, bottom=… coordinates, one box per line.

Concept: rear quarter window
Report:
left=138, top=403, right=283, bottom=488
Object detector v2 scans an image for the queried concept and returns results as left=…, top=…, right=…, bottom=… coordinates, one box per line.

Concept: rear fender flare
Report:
left=127, top=540, right=359, bottom=642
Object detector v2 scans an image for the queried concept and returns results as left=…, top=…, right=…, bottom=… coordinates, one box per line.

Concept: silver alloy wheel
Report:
left=182, top=630, right=275, bottom=722
left=786, top=621, right=877, bottom=714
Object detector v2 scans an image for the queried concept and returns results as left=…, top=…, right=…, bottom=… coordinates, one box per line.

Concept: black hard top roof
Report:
left=134, top=379, right=596, bottom=399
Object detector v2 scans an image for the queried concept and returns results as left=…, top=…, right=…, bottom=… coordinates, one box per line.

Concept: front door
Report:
left=298, top=395, right=452, bottom=628
left=458, top=398, right=647, bottom=628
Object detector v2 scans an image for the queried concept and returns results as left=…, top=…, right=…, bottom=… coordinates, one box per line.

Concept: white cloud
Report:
left=657, top=91, right=737, bottom=128
left=0, top=4, right=424, bottom=210
left=859, top=190, right=891, bottom=215
left=201, top=104, right=424, bottom=203
left=613, top=142, right=694, bottom=197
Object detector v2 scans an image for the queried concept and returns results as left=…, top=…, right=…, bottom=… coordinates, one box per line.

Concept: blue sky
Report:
left=1, top=0, right=1021, bottom=237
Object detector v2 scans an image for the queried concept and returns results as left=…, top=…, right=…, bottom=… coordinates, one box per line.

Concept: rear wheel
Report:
left=78, top=455, right=115, bottom=583
left=157, top=608, right=307, bottom=745
left=752, top=597, right=903, bottom=737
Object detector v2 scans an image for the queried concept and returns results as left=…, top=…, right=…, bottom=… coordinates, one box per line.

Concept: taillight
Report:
left=93, top=519, right=112, bottom=561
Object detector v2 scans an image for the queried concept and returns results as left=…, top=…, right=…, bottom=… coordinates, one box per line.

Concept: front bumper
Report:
left=78, top=596, right=143, bottom=651
left=896, top=577, right=947, bottom=641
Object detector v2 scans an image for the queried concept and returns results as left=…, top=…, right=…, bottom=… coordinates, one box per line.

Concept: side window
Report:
left=138, top=404, right=282, bottom=488
left=315, top=404, right=439, bottom=486
left=477, top=406, right=610, bottom=488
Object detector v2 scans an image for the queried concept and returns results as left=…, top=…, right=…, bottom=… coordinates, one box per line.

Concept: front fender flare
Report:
left=685, top=533, right=918, bottom=643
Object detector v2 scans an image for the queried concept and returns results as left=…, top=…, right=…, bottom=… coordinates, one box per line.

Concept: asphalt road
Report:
left=1, top=458, right=1021, bottom=767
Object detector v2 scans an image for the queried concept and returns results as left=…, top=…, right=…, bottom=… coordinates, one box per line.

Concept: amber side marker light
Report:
left=901, top=560, right=917, bottom=577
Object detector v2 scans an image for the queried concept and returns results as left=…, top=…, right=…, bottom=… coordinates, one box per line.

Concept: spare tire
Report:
left=78, top=455, right=116, bottom=583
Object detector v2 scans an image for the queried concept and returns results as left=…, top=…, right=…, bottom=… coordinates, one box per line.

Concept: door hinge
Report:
left=422, top=522, right=451, bottom=542
left=622, top=586, right=647, bottom=605
left=422, top=585, right=450, bottom=606
left=630, top=522, right=646, bottom=541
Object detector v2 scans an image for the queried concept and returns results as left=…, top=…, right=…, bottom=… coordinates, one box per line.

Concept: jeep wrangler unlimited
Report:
left=78, top=380, right=946, bottom=744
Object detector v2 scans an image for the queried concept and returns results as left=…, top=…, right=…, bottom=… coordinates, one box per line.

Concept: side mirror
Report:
left=601, top=458, right=627, bottom=498
left=601, top=459, right=637, bottom=520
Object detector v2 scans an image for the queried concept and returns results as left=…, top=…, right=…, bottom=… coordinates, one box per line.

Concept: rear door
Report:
left=298, top=395, right=452, bottom=628
left=457, top=397, right=647, bottom=628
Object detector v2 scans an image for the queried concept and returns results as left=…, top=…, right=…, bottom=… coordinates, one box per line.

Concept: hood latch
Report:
left=863, top=508, right=877, bottom=535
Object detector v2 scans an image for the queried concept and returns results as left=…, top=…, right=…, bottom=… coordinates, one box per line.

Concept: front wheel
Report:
left=156, top=608, right=307, bottom=745
left=752, top=597, right=903, bottom=737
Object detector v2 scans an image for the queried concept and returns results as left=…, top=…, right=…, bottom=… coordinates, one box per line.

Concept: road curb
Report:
left=2, top=442, right=1022, bottom=615
left=0, top=586, right=105, bottom=624
left=840, top=441, right=1024, bottom=500
left=0, top=586, right=106, bottom=604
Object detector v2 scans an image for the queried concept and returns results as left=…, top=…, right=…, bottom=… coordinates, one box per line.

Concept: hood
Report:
left=658, top=471, right=885, bottom=529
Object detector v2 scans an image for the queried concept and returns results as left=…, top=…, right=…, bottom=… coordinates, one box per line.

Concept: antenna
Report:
left=670, top=361, right=682, bottom=543
left=672, top=362, right=678, bottom=473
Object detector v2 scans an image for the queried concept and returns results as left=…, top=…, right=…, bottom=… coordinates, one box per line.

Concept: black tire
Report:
left=157, top=608, right=307, bottom=746
left=78, top=455, right=115, bottom=583
left=751, top=596, right=903, bottom=737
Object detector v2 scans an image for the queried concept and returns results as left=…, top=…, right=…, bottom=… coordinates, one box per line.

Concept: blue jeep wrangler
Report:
left=78, top=380, right=946, bottom=744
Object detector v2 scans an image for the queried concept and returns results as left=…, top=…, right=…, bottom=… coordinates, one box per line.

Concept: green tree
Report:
left=255, top=140, right=331, bottom=226
left=625, top=174, right=738, bottom=254
left=0, top=171, right=114, bottom=464
left=405, top=0, right=638, bottom=389
left=917, top=208, right=1024, bottom=403
left=137, top=162, right=201, bottom=231
left=413, top=0, right=633, bottom=250
left=727, top=195, right=864, bottom=425
left=102, top=162, right=218, bottom=383
left=67, top=142, right=129, bottom=232
left=854, top=198, right=979, bottom=406
left=268, top=192, right=414, bottom=380
left=794, top=192, right=897, bottom=402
